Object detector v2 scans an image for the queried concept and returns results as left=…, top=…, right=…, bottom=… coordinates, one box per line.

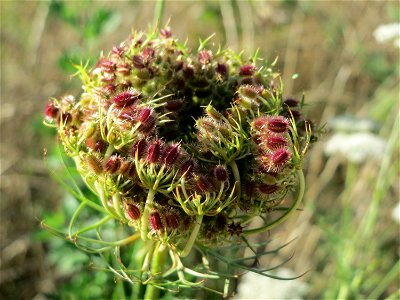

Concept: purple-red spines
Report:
left=265, top=135, right=288, bottom=150
left=113, top=90, right=140, bottom=107
left=160, top=27, right=172, bottom=38
left=164, top=99, right=183, bottom=111
left=137, top=107, right=152, bottom=123
left=239, top=64, right=256, bottom=76
left=126, top=203, right=141, bottom=221
left=45, top=102, right=59, bottom=120
left=198, top=50, right=213, bottom=65
left=149, top=211, right=163, bottom=231
left=162, top=143, right=181, bottom=166
left=267, top=116, right=290, bottom=133
left=258, top=184, right=280, bottom=195
left=146, top=140, right=163, bottom=164
left=178, top=159, right=195, bottom=178
left=252, top=117, right=268, bottom=131
left=213, top=165, right=228, bottom=182
left=270, top=148, right=291, bottom=169
left=104, top=155, right=121, bottom=174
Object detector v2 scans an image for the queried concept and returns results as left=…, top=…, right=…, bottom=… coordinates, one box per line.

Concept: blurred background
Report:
left=1, top=1, right=399, bottom=299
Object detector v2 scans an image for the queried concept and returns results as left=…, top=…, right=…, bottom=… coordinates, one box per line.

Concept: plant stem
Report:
left=243, top=169, right=305, bottom=235
left=229, top=160, right=241, bottom=202
left=141, top=188, right=156, bottom=240
left=180, top=214, right=203, bottom=257
left=153, top=0, right=165, bottom=28
left=144, top=242, right=167, bottom=300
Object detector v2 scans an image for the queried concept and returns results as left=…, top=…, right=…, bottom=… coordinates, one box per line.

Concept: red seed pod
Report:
left=45, top=102, right=59, bottom=120
left=239, top=64, right=256, bottom=76
left=164, top=99, right=183, bottom=111
left=283, top=98, right=299, bottom=108
left=149, top=211, right=163, bottom=231
left=198, top=49, right=213, bottom=65
left=111, top=45, right=125, bottom=58
left=126, top=203, right=141, bottom=221
left=138, top=115, right=156, bottom=133
left=265, top=135, right=288, bottom=150
left=116, top=62, right=131, bottom=76
left=258, top=184, right=280, bottom=195
left=58, top=112, right=72, bottom=125
left=160, top=27, right=172, bottom=38
left=98, top=59, right=115, bottom=73
left=213, top=165, right=228, bottom=182
left=131, top=139, right=147, bottom=159
left=267, top=116, right=289, bottom=133
left=270, top=148, right=291, bottom=169
left=195, top=175, right=212, bottom=193
left=104, top=155, right=121, bottom=174
left=143, top=47, right=155, bottom=59
left=132, top=54, right=146, bottom=69
left=216, top=62, right=228, bottom=77
left=239, top=84, right=263, bottom=99
left=165, top=211, right=180, bottom=229
left=103, top=84, right=116, bottom=95
left=162, top=143, right=181, bottom=166
left=113, top=90, right=141, bottom=107
left=137, top=107, right=152, bottom=123
left=252, top=116, right=268, bottom=131
left=146, top=140, right=163, bottom=164
left=178, top=159, right=195, bottom=178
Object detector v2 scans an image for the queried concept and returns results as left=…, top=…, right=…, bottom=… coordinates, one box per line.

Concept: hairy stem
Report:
left=144, top=242, right=167, bottom=300
left=180, top=215, right=203, bottom=257
left=243, top=169, right=305, bottom=235
left=141, top=188, right=156, bottom=240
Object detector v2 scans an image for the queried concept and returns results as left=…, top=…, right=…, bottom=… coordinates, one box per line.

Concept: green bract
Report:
left=44, top=27, right=314, bottom=295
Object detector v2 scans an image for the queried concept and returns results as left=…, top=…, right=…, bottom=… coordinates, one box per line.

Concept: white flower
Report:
left=373, top=23, right=400, bottom=48
left=233, top=269, right=309, bottom=300
left=324, top=132, right=387, bottom=163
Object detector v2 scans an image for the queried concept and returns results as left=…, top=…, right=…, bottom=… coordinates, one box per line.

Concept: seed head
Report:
left=149, top=211, right=163, bottom=231
left=131, top=138, right=147, bottom=159
left=146, top=140, right=163, bottom=164
left=104, top=155, right=121, bottom=174
left=258, top=184, right=280, bottom=195
left=198, top=50, right=213, bottom=65
left=269, top=148, right=291, bottom=170
left=213, top=165, right=228, bottom=182
left=165, top=99, right=183, bottom=111
left=178, top=159, right=196, bottom=179
left=45, top=102, right=59, bottom=120
left=162, top=143, right=181, bottom=166
left=113, top=90, right=140, bottom=107
left=265, top=135, right=288, bottom=150
left=126, top=203, right=141, bottom=221
left=239, top=64, right=256, bottom=76
left=267, top=116, right=290, bottom=133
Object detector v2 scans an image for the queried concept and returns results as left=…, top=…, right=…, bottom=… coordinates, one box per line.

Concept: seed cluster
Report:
left=45, top=27, right=312, bottom=254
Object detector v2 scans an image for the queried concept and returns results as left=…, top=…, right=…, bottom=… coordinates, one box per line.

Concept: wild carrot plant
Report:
left=43, top=26, right=316, bottom=298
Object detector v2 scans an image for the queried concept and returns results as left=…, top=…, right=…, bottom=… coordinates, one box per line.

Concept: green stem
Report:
left=141, top=188, right=156, bottom=240
left=229, top=160, right=241, bottom=202
left=180, top=215, right=203, bottom=257
left=94, top=181, right=118, bottom=218
left=153, top=0, right=165, bottom=28
left=243, top=169, right=305, bottom=235
left=144, top=242, right=167, bottom=300
left=112, top=192, right=125, bottom=221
